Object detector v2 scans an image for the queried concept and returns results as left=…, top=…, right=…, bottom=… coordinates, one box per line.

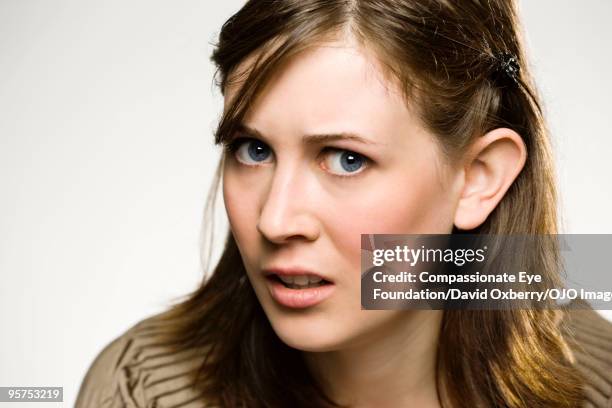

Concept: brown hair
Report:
left=154, top=1, right=584, bottom=406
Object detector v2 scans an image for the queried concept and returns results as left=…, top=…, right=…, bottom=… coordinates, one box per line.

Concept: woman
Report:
left=76, top=0, right=612, bottom=407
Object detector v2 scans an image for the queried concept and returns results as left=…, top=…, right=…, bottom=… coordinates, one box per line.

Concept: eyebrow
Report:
left=237, top=123, right=385, bottom=146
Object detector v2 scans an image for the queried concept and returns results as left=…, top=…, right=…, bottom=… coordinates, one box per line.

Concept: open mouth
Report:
left=268, top=274, right=333, bottom=289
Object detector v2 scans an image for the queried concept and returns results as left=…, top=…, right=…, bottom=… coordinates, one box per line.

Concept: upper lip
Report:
left=262, top=267, right=333, bottom=283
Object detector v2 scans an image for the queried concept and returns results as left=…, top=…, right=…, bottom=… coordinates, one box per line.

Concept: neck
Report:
left=303, top=310, right=443, bottom=408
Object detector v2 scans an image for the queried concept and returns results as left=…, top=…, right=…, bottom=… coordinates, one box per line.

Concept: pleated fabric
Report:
left=76, top=302, right=612, bottom=407
left=75, top=315, right=211, bottom=408
left=562, top=304, right=612, bottom=408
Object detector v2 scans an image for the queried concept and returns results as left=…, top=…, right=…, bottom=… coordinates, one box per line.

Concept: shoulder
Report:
left=561, top=301, right=612, bottom=408
left=75, top=313, right=210, bottom=408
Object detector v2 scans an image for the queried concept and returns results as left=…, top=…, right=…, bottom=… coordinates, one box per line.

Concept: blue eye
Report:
left=324, top=149, right=367, bottom=176
left=230, top=138, right=272, bottom=165
left=223, top=136, right=369, bottom=177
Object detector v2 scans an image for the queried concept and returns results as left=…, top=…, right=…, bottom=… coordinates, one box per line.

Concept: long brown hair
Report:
left=154, top=1, right=584, bottom=406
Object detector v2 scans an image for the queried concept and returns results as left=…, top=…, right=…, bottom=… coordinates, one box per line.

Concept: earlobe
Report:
left=454, top=128, right=527, bottom=230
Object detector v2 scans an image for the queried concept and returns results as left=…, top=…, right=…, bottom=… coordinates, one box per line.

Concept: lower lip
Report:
left=266, top=277, right=335, bottom=309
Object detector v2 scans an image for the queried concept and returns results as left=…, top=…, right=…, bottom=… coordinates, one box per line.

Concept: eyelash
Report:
left=222, top=136, right=248, bottom=154
left=221, top=136, right=371, bottom=179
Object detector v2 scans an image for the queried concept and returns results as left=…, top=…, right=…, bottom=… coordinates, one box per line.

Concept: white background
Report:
left=1, top=1, right=611, bottom=406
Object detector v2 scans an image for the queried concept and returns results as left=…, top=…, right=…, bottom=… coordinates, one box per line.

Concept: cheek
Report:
left=223, top=177, right=241, bottom=232
left=326, top=166, right=454, bottom=275
left=222, top=170, right=260, bottom=252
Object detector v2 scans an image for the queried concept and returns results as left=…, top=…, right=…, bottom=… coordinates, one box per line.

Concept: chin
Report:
left=267, top=311, right=350, bottom=352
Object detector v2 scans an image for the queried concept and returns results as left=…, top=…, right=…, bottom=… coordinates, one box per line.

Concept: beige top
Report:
left=75, top=305, right=612, bottom=408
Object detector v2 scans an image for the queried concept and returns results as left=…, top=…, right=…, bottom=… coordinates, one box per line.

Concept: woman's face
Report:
left=222, top=37, right=461, bottom=352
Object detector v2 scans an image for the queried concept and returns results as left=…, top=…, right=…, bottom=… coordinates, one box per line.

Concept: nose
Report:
left=256, top=162, right=320, bottom=244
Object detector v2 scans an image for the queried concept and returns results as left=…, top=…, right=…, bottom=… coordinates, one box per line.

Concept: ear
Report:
left=454, top=128, right=527, bottom=230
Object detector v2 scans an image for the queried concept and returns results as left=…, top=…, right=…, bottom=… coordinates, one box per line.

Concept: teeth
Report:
left=278, top=275, right=295, bottom=284
left=276, top=274, right=327, bottom=289
left=286, top=281, right=326, bottom=289
left=293, top=275, right=308, bottom=285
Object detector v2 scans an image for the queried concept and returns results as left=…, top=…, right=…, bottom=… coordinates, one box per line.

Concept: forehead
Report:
left=224, top=39, right=419, bottom=143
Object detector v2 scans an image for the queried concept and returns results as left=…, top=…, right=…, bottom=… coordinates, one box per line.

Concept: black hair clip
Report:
left=491, top=51, right=521, bottom=87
